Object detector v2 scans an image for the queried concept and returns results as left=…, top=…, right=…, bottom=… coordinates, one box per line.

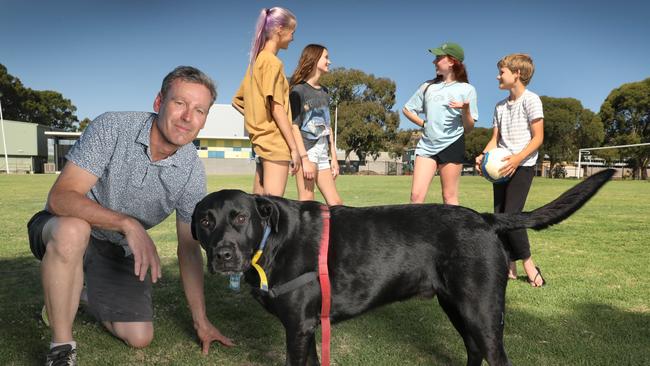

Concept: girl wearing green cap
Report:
left=402, top=42, right=478, bottom=205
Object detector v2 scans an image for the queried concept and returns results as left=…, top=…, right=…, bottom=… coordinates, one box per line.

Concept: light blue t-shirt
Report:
left=404, top=81, right=479, bottom=156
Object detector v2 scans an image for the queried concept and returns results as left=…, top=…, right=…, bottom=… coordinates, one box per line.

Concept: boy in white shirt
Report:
left=475, top=53, right=546, bottom=287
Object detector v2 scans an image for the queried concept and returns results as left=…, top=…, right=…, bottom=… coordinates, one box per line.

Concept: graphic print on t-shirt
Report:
left=301, top=98, right=331, bottom=140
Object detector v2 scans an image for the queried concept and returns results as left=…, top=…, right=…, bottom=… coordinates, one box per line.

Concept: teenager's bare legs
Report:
left=438, top=162, right=462, bottom=205
left=261, top=159, right=290, bottom=197
left=295, top=162, right=316, bottom=201
left=410, top=156, right=438, bottom=203
left=508, top=258, right=544, bottom=286
left=253, top=162, right=264, bottom=195
left=316, top=168, right=342, bottom=206
left=522, top=257, right=544, bottom=287
left=508, top=261, right=518, bottom=279
left=41, top=217, right=90, bottom=343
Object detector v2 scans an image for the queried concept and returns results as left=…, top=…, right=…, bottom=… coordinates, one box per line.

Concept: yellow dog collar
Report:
left=251, top=225, right=272, bottom=291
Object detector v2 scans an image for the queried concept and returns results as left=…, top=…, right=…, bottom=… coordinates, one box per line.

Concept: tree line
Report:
left=0, top=64, right=83, bottom=131
left=2, top=63, right=648, bottom=179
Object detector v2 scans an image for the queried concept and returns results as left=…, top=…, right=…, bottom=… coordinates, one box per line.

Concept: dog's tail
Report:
left=483, top=169, right=615, bottom=233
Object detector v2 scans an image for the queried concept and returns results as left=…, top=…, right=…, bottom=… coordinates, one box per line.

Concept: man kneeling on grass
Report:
left=27, top=66, right=234, bottom=366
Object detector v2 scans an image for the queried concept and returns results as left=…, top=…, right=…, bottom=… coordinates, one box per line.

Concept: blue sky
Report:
left=2, top=0, right=649, bottom=129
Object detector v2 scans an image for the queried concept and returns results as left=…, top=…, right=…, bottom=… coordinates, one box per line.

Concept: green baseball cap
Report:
left=429, top=42, right=464, bottom=62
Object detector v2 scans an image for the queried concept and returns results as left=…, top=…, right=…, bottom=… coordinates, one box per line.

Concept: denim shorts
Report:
left=306, top=137, right=331, bottom=170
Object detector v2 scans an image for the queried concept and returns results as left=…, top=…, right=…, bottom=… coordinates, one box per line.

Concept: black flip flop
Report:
left=528, top=266, right=546, bottom=287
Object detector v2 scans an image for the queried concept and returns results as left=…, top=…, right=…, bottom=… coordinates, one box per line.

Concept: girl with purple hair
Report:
left=232, top=7, right=300, bottom=196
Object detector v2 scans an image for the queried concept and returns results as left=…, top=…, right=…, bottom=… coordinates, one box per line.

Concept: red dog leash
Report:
left=318, top=205, right=332, bottom=366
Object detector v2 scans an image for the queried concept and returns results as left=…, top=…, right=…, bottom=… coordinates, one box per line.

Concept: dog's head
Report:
left=191, top=189, right=279, bottom=274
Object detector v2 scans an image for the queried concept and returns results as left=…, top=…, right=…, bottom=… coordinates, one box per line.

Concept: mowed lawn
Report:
left=0, top=174, right=648, bottom=365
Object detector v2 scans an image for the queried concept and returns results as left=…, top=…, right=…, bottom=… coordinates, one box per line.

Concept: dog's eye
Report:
left=200, top=218, right=210, bottom=227
left=235, top=214, right=247, bottom=225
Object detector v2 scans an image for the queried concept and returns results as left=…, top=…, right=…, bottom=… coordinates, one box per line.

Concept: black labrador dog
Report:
left=192, top=169, right=614, bottom=366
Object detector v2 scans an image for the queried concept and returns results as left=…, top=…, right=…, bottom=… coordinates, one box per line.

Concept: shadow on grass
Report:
left=351, top=295, right=650, bottom=365
left=2, top=255, right=648, bottom=365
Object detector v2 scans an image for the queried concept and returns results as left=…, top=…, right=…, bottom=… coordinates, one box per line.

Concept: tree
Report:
left=575, top=109, right=604, bottom=151
left=0, top=63, right=78, bottom=131
left=386, top=129, right=418, bottom=160
left=599, top=78, right=650, bottom=179
left=464, top=127, right=492, bottom=162
left=78, top=117, right=92, bottom=131
left=540, top=97, right=582, bottom=169
left=321, top=68, right=400, bottom=165
left=22, top=89, right=78, bottom=130
left=539, top=96, right=604, bottom=175
left=0, top=64, right=28, bottom=120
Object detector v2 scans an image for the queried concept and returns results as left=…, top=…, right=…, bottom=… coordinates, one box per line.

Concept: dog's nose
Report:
left=216, top=247, right=234, bottom=262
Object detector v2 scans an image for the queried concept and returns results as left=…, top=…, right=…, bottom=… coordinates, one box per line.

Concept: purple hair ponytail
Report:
left=248, top=7, right=296, bottom=71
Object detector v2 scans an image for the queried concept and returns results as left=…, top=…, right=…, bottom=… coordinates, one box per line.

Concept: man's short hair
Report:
left=497, top=54, right=535, bottom=86
left=161, top=66, right=217, bottom=104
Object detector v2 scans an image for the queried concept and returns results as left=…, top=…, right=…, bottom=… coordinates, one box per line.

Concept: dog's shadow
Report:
left=332, top=298, right=463, bottom=365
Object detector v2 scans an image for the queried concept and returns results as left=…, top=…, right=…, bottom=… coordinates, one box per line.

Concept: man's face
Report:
left=153, top=79, right=212, bottom=147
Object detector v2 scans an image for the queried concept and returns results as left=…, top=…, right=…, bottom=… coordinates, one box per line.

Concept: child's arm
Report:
left=271, top=100, right=301, bottom=175
left=328, top=132, right=339, bottom=179
left=449, top=100, right=475, bottom=132
left=290, top=124, right=315, bottom=180
left=499, top=119, right=544, bottom=176
left=232, top=102, right=244, bottom=116
left=450, top=87, right=478, bottom=132
left=475, top=127, right=500, bottom=174
left=232, top=82, right=245, bottom=116
left=402, top=107, right=426, bottom=128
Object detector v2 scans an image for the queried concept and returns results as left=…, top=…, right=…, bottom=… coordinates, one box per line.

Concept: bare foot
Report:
left=507, top=261, right=517, bottom=280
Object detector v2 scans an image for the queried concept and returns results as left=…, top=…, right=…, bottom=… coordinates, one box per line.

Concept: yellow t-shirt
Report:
left=232, top=50, right=292, bottom=161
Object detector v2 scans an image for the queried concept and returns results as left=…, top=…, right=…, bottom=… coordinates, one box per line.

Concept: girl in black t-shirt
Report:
left=288, top=44, right=343, bottom=205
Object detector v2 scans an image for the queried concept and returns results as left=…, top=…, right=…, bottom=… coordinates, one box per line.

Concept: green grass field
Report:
left=0, top=174, right=648, bottom=365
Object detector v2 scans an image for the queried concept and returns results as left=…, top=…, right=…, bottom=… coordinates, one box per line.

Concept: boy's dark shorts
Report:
left=27, top=210, right=153, bottom=322
left=417, top=135, right=466, bottom=164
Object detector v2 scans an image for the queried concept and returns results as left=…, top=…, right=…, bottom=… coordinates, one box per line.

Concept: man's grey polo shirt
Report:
left=66, top=111, right=206, bottom=253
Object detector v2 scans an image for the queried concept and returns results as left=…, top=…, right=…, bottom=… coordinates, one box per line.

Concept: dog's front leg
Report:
left=284, top=325, right=319, bottom=366
left=305, top=333, right=319, bottom=366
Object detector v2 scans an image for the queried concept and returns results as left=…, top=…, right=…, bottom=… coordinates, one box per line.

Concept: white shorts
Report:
left=306, top=137, right=331, bottom=171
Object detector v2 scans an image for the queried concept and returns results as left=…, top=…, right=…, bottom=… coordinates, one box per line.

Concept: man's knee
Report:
left=44, top=217, right=91, bottom=262
left=111, top=322, right=154, bottom=349
left=124, top=332, right=153, bottom=349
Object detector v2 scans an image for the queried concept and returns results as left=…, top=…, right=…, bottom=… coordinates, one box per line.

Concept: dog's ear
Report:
left=254, top=196, right=280, bottom=232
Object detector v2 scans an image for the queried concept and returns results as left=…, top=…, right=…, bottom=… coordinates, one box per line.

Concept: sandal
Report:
left=528, top=266, right=546, bottom=287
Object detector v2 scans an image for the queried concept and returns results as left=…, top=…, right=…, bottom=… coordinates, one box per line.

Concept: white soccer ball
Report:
left=481, top=148, right=511, bottom=183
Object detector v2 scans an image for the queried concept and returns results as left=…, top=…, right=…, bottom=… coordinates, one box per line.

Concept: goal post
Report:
left=577, top=142, right=650, bottom=179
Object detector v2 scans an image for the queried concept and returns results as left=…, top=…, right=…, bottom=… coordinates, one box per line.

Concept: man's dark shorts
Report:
left=417, top=135, right=466, bottom=164
left=27, top=210, right=153, bottom=322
